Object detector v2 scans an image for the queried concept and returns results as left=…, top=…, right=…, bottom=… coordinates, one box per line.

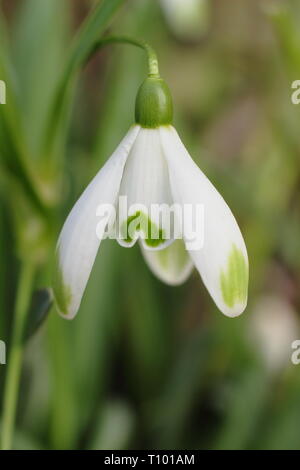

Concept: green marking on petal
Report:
left=120, top=211, right=166, bottom=248
left=220, top=244, right=248, bottom=308
left=52, top=251, right=72, bottom=315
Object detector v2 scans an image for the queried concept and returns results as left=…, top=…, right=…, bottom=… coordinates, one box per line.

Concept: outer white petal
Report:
left=117, top=128, right=173, bottom=251
left=160, top=126, right=248, bottom=317
left=140, top=239, right=194, bottom=285
left=53, top=126, right=140, bottom=319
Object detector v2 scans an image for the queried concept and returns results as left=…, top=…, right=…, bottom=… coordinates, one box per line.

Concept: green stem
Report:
left=92, top=36, right=160, bottom=77
left=1, top=262, right=35, bottom=450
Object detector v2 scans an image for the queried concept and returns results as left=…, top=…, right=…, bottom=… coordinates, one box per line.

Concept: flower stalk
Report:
left=90, top=36, right=173, bottom=128
left=1, top=262, right=35, bottom=450
left=91, top=36, right=160, bottom=77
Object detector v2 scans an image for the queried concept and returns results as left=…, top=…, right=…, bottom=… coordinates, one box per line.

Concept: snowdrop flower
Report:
left=160, top=0, right=209, bottom=40
left=249, top=295, right=299, bottom=373
left=53, top=43, right=248, bottom=319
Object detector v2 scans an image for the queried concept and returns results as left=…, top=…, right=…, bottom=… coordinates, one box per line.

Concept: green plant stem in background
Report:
left=1, top=262, right=35, bottom=450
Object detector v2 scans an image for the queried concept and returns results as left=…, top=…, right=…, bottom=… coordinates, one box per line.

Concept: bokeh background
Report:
left=1, top=0, right=300, bottom=450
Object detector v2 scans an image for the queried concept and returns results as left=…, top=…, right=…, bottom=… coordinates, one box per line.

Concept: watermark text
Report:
left=0, top=340, right=6, bottom=365
left=0, top=79, right=6, bottom=104
left=95, top=197, right=205, bottom=251
left=291, top=340, right=300, bottom=365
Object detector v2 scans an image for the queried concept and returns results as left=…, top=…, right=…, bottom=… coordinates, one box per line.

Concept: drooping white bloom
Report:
left=249, top=295, right=299, bottom=373
left=54, top=124, right=248, bottom=319
left=53, top=75, right=248, bottom=319
left=160, top=0, right=209, bottom=40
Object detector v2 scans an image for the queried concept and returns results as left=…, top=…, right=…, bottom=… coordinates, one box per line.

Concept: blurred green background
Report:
left=1, top=0, right=300, bottom=450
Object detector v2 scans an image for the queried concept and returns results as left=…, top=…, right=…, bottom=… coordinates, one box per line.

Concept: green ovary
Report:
left=220, top=245, right=248, bottom=308
left=121, top=211, right=166, bottom=248
left=53, top=252, right=72, bottom=315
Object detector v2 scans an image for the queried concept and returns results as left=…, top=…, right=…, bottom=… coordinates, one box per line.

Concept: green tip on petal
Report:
left=121, top=211, right=166, bottom=248
left=53, top=252, right=72, bottom=316
left=220, top=244, right=248, bottom=309
left=135, top=77, right=173, bottom=128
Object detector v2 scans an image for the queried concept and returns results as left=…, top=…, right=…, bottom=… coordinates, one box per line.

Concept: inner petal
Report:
left=116, top=128, right=173, bottom=250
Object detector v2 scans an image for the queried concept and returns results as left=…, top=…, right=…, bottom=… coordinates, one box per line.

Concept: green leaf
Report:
left=88, top=401, right=135, bottom=450
left=268, top=4, right=300, bottom=77
left=0, top=9, right=48, bottom=216
left=43, top=0, right=127, bottom=164
left=214, top=367, right=270, bottom=450
left=12, top=0, right=71, bottom=158
left=24, top=288, right=53, bottom=341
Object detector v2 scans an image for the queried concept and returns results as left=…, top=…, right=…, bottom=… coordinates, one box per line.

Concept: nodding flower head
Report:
left=53, top=61, right=248, bottom=319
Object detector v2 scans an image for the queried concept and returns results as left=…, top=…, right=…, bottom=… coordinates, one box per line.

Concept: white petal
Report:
left=53, top=126, right=140, bottom=319
left=117, top=128, right=173, bottom=250
left=140, top=239, right=194, bottom=285
left=160, top=126, right=248, bottom=317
